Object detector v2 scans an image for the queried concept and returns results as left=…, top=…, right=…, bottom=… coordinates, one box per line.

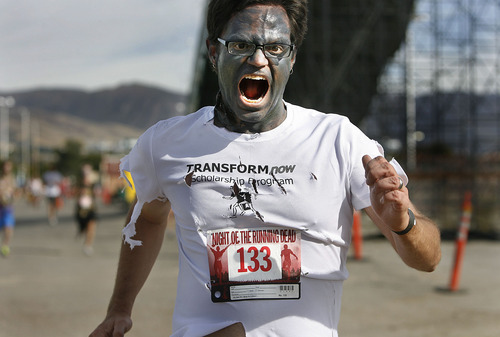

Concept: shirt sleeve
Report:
left=120, top=123, right=167, bottom=249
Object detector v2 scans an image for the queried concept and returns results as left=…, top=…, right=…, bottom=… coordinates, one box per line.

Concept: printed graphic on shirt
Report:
left=184, top=160, right=298, bottom=222
left=223, top=182, right=264, bottom=221
left=207, top=227, right=301, bottom=302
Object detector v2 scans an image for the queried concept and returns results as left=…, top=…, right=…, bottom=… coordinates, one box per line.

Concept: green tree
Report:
left=55, top=139, right=101, bottom=178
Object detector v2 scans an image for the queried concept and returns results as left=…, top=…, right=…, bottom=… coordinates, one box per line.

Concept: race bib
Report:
left=206, top=227, right=301, bottom=302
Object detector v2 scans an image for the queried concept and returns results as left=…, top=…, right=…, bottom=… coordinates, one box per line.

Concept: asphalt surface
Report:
left=1, top=197, right=499, bottom=337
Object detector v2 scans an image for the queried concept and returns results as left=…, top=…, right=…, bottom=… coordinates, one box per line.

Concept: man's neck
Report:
left=213, top=92, right=286, bottom=134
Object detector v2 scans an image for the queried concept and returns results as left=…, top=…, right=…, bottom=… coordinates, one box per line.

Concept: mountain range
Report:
left=1, top=83, right=187, bottom=150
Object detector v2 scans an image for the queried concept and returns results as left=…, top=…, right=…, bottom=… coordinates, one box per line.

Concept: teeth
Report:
left=243, top=75, right=266, bottom=81
left=243, top=96, right=262, bottom=103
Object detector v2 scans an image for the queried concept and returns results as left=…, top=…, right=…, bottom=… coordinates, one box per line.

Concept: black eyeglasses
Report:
left=218, top=38, right=294, bottom=59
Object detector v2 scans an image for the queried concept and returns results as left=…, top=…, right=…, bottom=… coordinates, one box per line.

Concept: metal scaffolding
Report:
left=365, top=0, right=500, bottom=235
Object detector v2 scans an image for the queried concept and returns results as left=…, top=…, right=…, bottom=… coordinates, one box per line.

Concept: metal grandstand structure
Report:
left=365, top=0, right=500, bottom=235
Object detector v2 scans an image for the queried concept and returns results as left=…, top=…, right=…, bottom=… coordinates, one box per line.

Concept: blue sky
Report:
left=0, top=0, right=206, bottom=94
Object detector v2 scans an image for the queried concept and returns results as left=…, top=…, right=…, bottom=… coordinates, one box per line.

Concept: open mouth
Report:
left=239, top=75, right=269, bottom=102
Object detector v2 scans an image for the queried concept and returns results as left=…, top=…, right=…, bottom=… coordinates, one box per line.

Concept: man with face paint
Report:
left=90, top=1, right=441, bottom=336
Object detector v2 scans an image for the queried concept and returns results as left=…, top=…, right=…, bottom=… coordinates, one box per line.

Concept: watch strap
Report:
left=393, top=208, right=416, bottom=235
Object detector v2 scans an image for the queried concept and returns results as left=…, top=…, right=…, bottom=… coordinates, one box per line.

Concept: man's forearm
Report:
left=390, top=211, right=441, bottom=272
left=107, top=215, right=167, bottom=317
left=366, top=206, right=441, bottom=272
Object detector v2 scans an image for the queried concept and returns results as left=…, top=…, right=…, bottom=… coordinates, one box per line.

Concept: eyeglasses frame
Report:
left=217, top=38, right=295, bottom=59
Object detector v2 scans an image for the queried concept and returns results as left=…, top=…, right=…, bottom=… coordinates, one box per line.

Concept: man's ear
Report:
left=290, top=48, right=297, bottom=67
left=287, top=49, right=297, bottom=75
left=206, top=39, right=218, bottom=67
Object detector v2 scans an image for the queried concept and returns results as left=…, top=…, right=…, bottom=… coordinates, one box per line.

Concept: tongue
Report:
left=245, top=85, right=261, bottom=100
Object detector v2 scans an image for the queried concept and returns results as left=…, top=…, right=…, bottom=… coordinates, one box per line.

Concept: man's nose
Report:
left=247, top=47, right=269, bottom=67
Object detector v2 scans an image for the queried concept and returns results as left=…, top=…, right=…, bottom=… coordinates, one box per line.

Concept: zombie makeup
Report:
left=210, top=5, right=295, bottom=133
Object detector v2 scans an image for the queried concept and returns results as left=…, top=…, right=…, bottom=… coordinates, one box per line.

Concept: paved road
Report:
left=1, top=198, right=499, bottom=336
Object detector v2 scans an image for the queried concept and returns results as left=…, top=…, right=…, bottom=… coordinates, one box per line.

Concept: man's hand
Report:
left=362, top=155, right=441, bottom=272
left=89, top=314, right=132, bottom=337
left=362, top=155, right=410, bottom=233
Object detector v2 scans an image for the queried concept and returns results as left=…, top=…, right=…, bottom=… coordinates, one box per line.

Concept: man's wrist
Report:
left=392, top=209, right=416, bottom=235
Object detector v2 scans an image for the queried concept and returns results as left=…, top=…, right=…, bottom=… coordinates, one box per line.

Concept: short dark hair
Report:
left=207, top=0, right=308, bottom=48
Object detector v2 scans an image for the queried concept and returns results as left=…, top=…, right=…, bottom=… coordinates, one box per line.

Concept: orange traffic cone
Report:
left=448, top=191, right=472, bottom=291
left=352, top=211, right=363, bottom=260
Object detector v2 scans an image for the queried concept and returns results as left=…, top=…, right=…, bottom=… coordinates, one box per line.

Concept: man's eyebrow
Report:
left=225, top=36, right=289, bottom=44
left=224, top=34, right=252, bottom=42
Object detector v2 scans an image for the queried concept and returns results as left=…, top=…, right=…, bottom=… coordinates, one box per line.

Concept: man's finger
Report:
left=362, top=155, right=372, bottom=170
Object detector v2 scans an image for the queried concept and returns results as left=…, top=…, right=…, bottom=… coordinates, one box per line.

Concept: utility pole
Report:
left=405, top=30, right=417, bottom=172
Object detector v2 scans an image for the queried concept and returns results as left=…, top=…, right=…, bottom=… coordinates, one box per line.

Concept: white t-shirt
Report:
left=120, top=102, right=389, bottom=336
